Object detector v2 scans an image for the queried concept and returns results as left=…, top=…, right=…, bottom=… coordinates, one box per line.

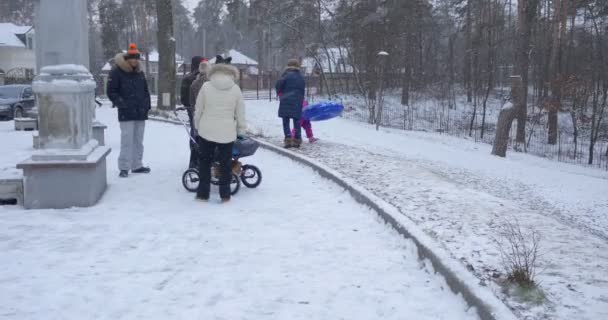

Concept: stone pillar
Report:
left=35, top=65, right=95, bottom=149
left=18, top=66, right=111, bottom=209
left=16, top=1, right=110, bottom=209
left=34, top=0, right=89, bottom=70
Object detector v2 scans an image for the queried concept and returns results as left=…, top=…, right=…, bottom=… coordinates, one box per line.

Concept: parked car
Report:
left=0, top=85, right=35, bottom=120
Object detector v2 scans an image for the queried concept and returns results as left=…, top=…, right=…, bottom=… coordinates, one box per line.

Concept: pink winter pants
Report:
left=291, top=119, right=313, bottom=139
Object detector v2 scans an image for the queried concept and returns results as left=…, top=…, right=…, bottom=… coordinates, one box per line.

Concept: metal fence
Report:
left=299, top=73, right=608, bottom=171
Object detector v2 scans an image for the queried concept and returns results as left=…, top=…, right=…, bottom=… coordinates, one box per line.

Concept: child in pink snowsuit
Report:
left=292, top=99, right=318, bottom=143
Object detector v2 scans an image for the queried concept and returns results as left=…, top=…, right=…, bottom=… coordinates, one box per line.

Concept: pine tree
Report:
left=98, top=0, right=125, bottom=60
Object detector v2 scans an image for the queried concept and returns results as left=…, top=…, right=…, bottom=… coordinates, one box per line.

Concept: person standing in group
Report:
left=276, top=59, right=306, bottom=148
left=180, top=56, right=204, bottom=168
left=194, top=56, right=247, bottom=203
left=189, top=58, right=209, bottom=111
left=107, top=43, right=151, bottom=178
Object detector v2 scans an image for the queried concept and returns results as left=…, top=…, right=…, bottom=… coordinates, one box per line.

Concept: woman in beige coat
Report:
left=193, top=56, right=247, bottom=202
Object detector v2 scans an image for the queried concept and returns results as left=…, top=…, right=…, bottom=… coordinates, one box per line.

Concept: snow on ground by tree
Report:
left=0, top=106, right=480, bottom=320
left=332, top=91, right=608, bottom=170
left=245, top=100, right=608, bottom=320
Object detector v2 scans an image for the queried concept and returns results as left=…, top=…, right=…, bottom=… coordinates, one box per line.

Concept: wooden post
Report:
left=256, top=71, right=260, bottom=100
left=492, top=76, right=521, bottom=157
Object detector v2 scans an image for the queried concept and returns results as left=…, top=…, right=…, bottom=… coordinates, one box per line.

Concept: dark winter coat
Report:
left=107, top=53, right=151, bottom=122
left=180, top=56, right=203, bottom=107
left=189, top=62, right=209, bottom=108
left=180, top=71, right=199, bottom=107
left=275, top=68, right=305, bottom=119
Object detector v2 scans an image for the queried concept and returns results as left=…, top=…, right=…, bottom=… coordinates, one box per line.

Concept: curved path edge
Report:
left=148, top=115, right=517, bottom=320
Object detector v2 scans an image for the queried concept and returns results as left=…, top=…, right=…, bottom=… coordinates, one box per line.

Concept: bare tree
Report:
left=515, top=0, right=541, bottom=144
left=155, top=0, right=176, bottom=110
left=492, top=76, right=521, bottom=157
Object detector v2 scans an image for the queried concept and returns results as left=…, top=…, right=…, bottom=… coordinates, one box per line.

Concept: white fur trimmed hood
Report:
left=208, top=64, right=239, bottom=91
left=208, top=63, right=239, bottom=80
left=114, top=52, right=142, bottom=73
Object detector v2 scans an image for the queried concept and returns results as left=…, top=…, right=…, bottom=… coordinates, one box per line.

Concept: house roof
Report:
left=302, top=47, right=353, bottom=74
left=209, top=49, right=258, bottom=66
left=0, top=23, right=33, bottom=48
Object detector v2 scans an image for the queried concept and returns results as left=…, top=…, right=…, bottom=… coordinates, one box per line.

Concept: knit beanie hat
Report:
left=125, top=43, right=141, bottom=60
left=198, top=58, right=209, bottom=73
left=191, top=56, right=203, bottom=72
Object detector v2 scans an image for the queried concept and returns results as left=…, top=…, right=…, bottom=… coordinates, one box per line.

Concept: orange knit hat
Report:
left=125, top=43, right=141, bottom=59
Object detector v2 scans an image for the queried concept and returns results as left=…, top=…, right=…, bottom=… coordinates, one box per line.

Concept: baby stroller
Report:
left=177, top=114, right=262, bottom=195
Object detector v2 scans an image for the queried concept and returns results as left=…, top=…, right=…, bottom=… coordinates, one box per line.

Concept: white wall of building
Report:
left=0, top=46, right=36, bottom=73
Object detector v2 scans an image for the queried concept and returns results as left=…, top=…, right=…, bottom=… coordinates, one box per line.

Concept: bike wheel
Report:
left=241, top=165, right=262, bottom=188
left=182, top=168, right=200, bottom=193
left=230, top=173, right=241, bottom=195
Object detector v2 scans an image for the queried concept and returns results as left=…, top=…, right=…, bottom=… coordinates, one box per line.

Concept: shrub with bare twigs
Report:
left=496, top=218, right=542, bottom=288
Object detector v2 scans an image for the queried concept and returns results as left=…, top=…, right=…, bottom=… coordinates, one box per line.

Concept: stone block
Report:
left=0, top=179, right=23, bottom=206
left=14, top=118, right=38, bottom=131
left=17, top=146, right=111, bottom=209
left=93, top=122, right=107, bottom=146
left=33, top=134, right=40, bottom=149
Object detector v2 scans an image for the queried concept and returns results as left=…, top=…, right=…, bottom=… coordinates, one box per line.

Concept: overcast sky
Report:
left=183, top=0, right=197, bottom=13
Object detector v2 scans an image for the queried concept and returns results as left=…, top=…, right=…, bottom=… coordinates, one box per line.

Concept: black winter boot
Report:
left=132, top=167, right=151, bottom=174
left=119, top=170, right=129, bottom=178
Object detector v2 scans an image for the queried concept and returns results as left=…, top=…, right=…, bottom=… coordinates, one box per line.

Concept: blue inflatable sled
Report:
left=302, top=101, right=344, bottom=121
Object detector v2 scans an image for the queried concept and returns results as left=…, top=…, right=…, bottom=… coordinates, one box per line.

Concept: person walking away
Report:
left=107, top=43, right=151, bottom=178
left=291, top=99, right=318, bottom=143
left=275, top=59, right=305, bottom=148
left=181, top=56, right=204, bottom=168
left=194, top=55, right=246, bottom=203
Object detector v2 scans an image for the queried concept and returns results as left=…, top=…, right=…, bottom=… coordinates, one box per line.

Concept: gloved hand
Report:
left=237, top=135, right=245, bottom=140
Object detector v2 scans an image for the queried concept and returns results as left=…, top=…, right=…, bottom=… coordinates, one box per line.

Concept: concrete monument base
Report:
left=33, top=134, right=40, bottom=149
left=14, top=118, right=38, bottom=131
left=93, top=122, right=107, bottom=146
left=17, top=145, right=111, bottom=209
left=0, top=178, right=23, bottom=205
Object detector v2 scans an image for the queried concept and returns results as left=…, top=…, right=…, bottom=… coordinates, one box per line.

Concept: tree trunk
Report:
left=155, top=0, right=176, bottom=110
left=464, top=1, right=473, bottom=103
left=548, top=0, right=568, bottom=145
left=571, top=110, right=578, bottom=159
left=492, top=76, right=521, bottom=157
left=401, top=34, right=412, bottom=106
left=447, top=33, right=456, bottom=109
left=515, top=0, right=539, bottom=143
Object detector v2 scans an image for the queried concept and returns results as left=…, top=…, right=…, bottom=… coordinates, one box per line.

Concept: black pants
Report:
left=282, top=117, right=301, bottom=139
left=197, top=137, right=234, bottom=199
left=187, top=108, right=198, bottom=168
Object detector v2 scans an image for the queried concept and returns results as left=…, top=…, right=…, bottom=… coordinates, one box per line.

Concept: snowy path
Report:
left=245, top=100, right=608, bottom=320
left=0, top=107, right=479, bottom=320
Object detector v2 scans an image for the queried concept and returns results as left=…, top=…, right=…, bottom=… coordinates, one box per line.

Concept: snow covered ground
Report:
left=245, top=100, right=608, bottom=320
left=333, top=91, right=608, bottom=170
left=0, top=106, right=480, bottom=320
left=0, top=123, right=32, bottom=180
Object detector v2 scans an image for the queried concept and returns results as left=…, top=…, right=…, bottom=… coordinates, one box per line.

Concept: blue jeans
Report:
left=282, top=117, right=301, bottom=139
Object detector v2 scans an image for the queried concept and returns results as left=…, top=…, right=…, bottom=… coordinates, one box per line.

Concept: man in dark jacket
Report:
left=275, top=59, right=306, bottom=148
left=107, top=43, right=152, bottom=178
left=180, top=56, right=203, bottom=168
left=189, top=58, right=209, bottom=109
